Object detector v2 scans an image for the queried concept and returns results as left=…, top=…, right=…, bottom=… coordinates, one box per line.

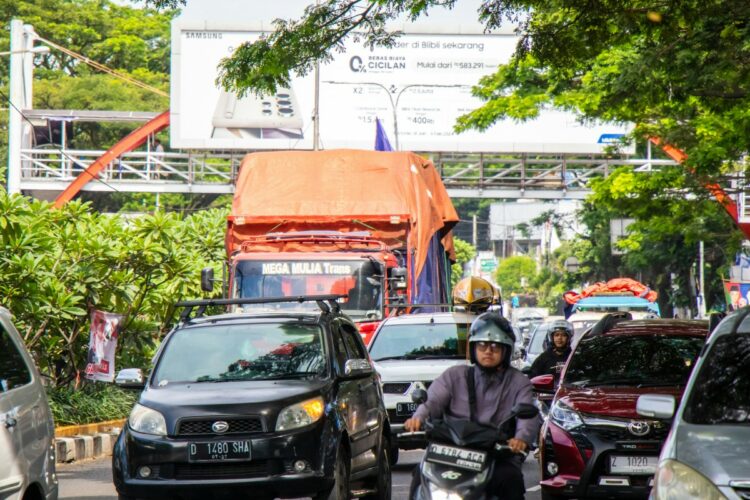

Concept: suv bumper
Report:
left=113, top=421, right=335, bottom=499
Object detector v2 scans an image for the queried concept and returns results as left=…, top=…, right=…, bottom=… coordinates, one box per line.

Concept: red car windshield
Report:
left=564, top=334, right=704, bottom=388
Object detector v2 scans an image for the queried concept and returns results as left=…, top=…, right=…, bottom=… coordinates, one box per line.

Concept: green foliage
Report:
left=0, top=190, right=227, bottom=387
left=495, top=255, right=537, bottom=295
left=47, top=383, right=137, bottom=426
left=450, top=237, right=476, bottom=288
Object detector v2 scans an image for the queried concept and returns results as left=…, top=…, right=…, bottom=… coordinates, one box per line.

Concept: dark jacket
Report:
left=528, top=346, right=572, bottom=382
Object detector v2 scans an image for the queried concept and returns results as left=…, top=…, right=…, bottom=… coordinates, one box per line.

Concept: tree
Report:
left=144, top=0, right=750, bottom=182
left=451, top=237, right=476, bottom=288
left=0, top=191, right=226, bottom=386
left=0, top=0, right=173, bottom=192
left=495, top=255, right=536, bottom=296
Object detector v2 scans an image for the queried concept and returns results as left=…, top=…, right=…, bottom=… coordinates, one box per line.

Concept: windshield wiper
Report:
left=261, top=372, right=319, bottom=380
left=585, top=379, right=645, bottom=387
left=414, top=354, right=464, bottom=360
left=373, top=355, right=418, bottom=362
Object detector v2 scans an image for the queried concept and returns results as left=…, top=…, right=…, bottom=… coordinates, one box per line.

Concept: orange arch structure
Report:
left=53, top=110, right=170, bottom=208
left=650, top=137, right=750, bottom=238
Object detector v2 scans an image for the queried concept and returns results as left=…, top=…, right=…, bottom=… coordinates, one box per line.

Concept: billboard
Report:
left=171, top=23, right=634, bottom=152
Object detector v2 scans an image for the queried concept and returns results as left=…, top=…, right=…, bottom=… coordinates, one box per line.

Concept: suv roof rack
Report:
left=589, top=312, right=633, bottom=336
left=175, top=295, right=347, bottom=321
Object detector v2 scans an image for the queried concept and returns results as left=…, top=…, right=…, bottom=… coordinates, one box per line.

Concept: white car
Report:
left=368, top=312, right=475, bottom=460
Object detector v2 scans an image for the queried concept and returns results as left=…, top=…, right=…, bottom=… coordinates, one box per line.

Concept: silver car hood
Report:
left=373, top=359, right=468, bottom=382
left=670, top=423, right=750, bottom=486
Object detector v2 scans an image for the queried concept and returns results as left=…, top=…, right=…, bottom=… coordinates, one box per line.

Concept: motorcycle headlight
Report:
left=652, top=459, right=726, bottom=500
left=550, top=401, right=583, bottom=431
left=428, top=483, right=463, bottom=500
left=128, top=404, right=167, bottom=436
left=276, top=396, right=325, bottom=431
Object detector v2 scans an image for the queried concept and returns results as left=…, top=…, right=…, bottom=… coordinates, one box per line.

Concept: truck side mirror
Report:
left=389, top=267, right=407, bottom=289
left=201, top=267, right=214, bottom=292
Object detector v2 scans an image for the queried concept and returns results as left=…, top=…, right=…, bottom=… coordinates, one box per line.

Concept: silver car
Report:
left=0, top=306, right=58, bottom=500
left=638, top=308, right=750, bottom=500
left=368, top=312, right=475, bottom=459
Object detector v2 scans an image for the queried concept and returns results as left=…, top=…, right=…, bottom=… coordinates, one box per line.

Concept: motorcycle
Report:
left=399, top=389, right=538, bottom=500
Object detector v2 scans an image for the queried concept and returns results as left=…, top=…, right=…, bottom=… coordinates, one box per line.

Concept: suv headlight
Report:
left=276, top=396, right=325, bottom=431
left=653, top=459, right=726, bottom=500
left=128, top=404, right=167, bottom=436
left=550, top=401, right=583, bottom=431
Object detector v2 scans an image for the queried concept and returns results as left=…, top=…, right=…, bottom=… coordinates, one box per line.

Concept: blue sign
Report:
left=597, top=133, right=625, bottom=144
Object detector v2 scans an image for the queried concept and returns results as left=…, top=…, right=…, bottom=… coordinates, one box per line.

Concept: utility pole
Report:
left=7, top=20, right=24, bottom=194
left=472, top=214, right=477, bottom=248
left=699, top=241, right=707, bottom=318
left=313, top=62, right=320, bottom=151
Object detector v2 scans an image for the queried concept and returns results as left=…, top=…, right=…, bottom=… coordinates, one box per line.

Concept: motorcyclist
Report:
left=404, top=312, right=539, bottom=500
left=528, top=319, right=574, bottom=383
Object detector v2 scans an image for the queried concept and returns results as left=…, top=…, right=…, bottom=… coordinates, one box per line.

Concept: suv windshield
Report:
left=154, top=323, right=325, bottom=384
left=684, top=333, right=750, bottom=424
left=564, top=334, right=704, bottom=387
left=370, top=322, right=468, bottom=361
left=528, top=325, right=548, bottom=355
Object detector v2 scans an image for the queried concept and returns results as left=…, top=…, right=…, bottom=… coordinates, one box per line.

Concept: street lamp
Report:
left=323, top=81, right=466, bottom=150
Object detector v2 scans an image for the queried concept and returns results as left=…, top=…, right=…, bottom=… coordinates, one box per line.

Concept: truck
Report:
left=202, top=149, right=459, bottom=340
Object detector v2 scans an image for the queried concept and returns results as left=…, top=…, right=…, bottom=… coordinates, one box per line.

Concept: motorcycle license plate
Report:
left=425, top=443, right=487, bottom=472
left=396, top=402, right=418, bottom=417
left=188, top=440, right=251, bottom=462
left=609, top=455, right=658, bottom=475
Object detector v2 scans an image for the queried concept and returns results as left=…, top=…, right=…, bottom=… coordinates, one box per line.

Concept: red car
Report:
left=532, top=317, right=708, bottom=500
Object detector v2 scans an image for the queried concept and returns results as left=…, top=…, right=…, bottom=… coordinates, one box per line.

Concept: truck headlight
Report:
left=128, top=404, right=167, bottom=436
left=276, top=397, right=325, bottom=431
left=653, top=459, right=726, bottom=500
left=550, top=401, right=583, bottom=431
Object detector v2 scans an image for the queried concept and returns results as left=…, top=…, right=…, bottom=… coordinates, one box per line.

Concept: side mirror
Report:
left=115, top=368, right=145, bottom=389
left=530, top=374, right=555, bottom=393
left=511, top=402, right=539, bottom=420
left=389, top=267, right=408, bottom=290
left=512, top=348, right=523, bottom=361
left=344, top=359, right=373, bottom=377
left=636, top=394, right=675, bottom=419
left=411, top=388, right=428, bottom=405
left=200, top=267, right=214, bottom=292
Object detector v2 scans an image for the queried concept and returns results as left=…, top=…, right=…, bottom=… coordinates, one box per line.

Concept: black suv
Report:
left=112, top=296, right=391, bottom=500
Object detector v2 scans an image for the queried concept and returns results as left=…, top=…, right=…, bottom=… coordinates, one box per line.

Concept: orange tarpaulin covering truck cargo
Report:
left=203, top=149, right=459, bottom=343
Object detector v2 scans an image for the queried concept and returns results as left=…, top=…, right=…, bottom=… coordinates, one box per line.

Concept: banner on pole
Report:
left=84, top=310, right=123, bottom=382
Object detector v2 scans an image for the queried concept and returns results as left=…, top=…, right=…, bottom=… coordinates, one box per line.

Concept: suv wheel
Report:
left=389, top=441, right=399, bottom=466
left=317, top=443, right=351, bottom=500
left=366, top=435, right=392, bottom=500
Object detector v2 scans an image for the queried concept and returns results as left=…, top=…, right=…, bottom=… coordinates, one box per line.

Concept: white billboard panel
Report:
left=171, top=25, right=634, bottom=153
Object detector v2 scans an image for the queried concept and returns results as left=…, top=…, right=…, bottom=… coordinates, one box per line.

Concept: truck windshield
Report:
left=234, top=259, right=382, bottom=321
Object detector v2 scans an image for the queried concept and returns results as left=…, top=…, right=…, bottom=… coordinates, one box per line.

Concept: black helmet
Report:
left=469, top=312, right=516, bottom=367
left=546, top=320, right=574, bottom=346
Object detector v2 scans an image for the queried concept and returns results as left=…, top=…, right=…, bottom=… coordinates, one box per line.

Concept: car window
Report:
left=683, top=334, right=750, bottom=424
left=0, top=324, right=32, bottom=392
left=341, top=323, right=367, bottom=359
left=153, top=323, right=325, bottom=384
left=529, top=325, right=548, bottom=355
left=369, top=322, right=468, bottom=360
left=563, top=334, right=704, bottom=387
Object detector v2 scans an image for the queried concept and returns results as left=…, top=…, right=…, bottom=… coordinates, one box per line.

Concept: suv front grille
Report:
left=176, top=417, right=264, bottom=436
left=382, top=381, right=432, bottom=394
left=383, top=383, right=411, bottom=394
left=174, top=461, right=269, bottom=479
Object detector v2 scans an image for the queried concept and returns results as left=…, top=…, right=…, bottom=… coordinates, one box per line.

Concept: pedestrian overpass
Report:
left=19, top=147, right=677, bottom=201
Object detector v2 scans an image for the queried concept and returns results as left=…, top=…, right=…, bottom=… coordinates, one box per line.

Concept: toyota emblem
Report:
left=627, top=421, right=651, bottom=437
left=211, top=421, right=229, bottom=434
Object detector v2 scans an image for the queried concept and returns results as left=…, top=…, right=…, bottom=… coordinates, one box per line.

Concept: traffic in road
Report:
left=58, top=451, right=543, bottom=500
